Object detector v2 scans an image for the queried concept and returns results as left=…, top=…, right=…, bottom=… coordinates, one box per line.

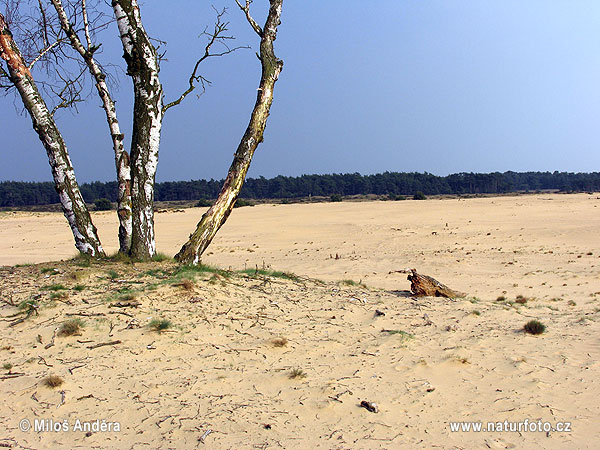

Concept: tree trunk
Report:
left=175, top=0, right=284, bottom=265
left=51, top=0, right=132, bottom=254
left=0, top=13, right=105, bottom=257
left=112, top=0, right=163, bottom=260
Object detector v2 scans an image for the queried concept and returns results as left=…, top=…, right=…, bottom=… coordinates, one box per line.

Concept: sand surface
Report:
left=0, top=194, right=599, bottom=449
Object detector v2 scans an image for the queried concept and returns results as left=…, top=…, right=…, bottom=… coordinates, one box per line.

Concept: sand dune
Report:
left=1, top=194, right=599, bottom=449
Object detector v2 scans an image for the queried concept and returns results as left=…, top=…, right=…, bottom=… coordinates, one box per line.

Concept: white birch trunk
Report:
left=0, top=13, right=105, bottom=257
left=112, top=0, right=163, bottom=260
left=51, top=0, right=132, bottom=254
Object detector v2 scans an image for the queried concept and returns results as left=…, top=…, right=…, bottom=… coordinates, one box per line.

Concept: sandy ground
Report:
left=0, top=193, right=599, bottom=449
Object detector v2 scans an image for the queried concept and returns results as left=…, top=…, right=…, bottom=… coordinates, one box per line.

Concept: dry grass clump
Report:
left=42, top=375, right=64, bottom=388
left=270, top=337, right=288, bottom=347
left=524, top=320, right=546, bottom=335
left=289, top=368, right=307, bottom=379
left=58, top=319, right=84, bottom=337
left=181, top=279, right=195, bottom=290
left=515, top=295, right=529, bottom=304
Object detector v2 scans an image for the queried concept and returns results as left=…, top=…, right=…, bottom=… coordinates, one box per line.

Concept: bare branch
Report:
left=163, top=7, right=248, bottom=113
left=28, top=38, right=66, bottom=70
left=234, top=0, right=263, bottom=37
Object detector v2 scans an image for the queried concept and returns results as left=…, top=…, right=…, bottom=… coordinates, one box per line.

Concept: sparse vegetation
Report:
left=195, top=198, right=213, bottom=207
left=45, top=284, right=66, bottom=291
left=180, top=279, right=195, bottom=290
left=73, top=284, right=86, bottom=291
left=233, top=198, right=255, bottom=208
left=289, top=368, right=307, bottom=379
left=18, top=299, right=38, bottom=310
left=382, top=329, right=414, bottom=341
left=330, top=194, right=343, bottom=202
left=524, top=320, right=546, bottom=335
left=3, top=363, right=13, bottom=372
left=413, top=191, right=427, bottom=200
left=42, top=375, right=64, bottom=388
left=58, top=319, right=84, bottom=337
left=472, top=310, right=481, bottom=316
left=148, top=318, right=173, bottom=332
left=107, top=270, right=120, bottom=280
left=270, top=337, right=288, bottom=347
left=151, top=252, right=172, bottom=262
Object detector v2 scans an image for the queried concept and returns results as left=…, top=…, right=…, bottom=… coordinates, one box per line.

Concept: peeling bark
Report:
left=0, top=13, right=104, bottom=257
left=175, top=0, right=284, bottom=265
left=112, top=0, right=163, bottom=260
left=51, top=0, right=132, bottom=254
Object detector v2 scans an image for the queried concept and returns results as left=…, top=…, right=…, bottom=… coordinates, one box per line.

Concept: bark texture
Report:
left=112, top=0, right=163, bottom=260
left=0, top=13, right=104, bottom=257
left=51, top=0, right=132, bottom=254
left=407, top=269, right=466, bottom=298
left=175, top=0, right=284, bottom=265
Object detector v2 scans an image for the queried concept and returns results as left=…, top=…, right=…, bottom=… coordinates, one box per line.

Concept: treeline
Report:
left=1, top=171, right=599, bottom=207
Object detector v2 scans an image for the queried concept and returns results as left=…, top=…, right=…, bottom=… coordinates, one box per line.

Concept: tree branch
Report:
left=234, top=0, right=263, bottom=37
left=27, top=38, right=66, bottom=70
left=163, top=7, right=247, bottom=113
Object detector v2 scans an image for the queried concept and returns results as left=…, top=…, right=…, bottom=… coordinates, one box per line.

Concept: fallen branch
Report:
left=86, top=340, right=121, bottom=350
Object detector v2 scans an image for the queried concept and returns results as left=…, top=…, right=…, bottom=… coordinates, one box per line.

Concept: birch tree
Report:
left=0, top=12, right=105, bottom=256
left=50, top=0, right=132, bottom=254
left=176, top=0, right=284, bottom=264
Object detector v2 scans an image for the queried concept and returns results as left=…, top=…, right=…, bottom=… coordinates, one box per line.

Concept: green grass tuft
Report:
left=148, top=318, right=173, bottom=332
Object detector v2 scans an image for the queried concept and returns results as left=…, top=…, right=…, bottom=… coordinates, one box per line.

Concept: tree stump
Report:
left=407, top=269, right=465, bottom=298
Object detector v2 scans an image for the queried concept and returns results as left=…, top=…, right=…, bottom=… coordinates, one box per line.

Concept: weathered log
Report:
left=407, top=269, right=465, bottom=298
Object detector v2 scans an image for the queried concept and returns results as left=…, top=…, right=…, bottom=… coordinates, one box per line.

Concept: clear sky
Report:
left=1, top=0, right=599, bottom=182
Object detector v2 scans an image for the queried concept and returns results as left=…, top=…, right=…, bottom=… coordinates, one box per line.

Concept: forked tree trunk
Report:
left=51, top=0, right=132, bottom=254
left=175, top=0, right=284, bottom=265
left=112, top=0, right=163, bottom=260
left=0, top=13, right=105, bottom=257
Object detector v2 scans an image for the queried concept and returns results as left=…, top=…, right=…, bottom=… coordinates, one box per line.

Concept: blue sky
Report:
left=1, top=0, right=599, bottom=182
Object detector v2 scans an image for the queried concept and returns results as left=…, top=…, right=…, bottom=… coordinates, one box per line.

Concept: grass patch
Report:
left=45, top=284, right=66, bottom=291
left=40, top=267, right=59, bottom=275
left=50, top=292, right=69, bottom=300
left=58, top=319, right=84, bottom=337
left=471, top=310, right=481, bottom=316
left=42, top=375, right=64, bottom=388
left=18, top=299, right=39, bottom=310
left=239, top=268, right=300, bottom=282
left=151, top=252, right=172, bottom=262
left=107, top=270, right=120, bottom=280
left=524, top=320, right=546, bottom=335
left=382, top=329, right=414, bottom=341
left=175, top=264, right=232, bottom=279
left=73, top=284, right=86, bottom=292
left=118, top=292, right=137, bottom=301
left=148, top=318, right=173, bottom=332
left=3, top=363, right=13, bottom=371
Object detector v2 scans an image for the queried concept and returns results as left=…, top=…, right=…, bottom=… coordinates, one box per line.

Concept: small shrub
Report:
left=413, top=191, right=427, bottom=200
left=472, top=310, right=481, bottom=316
left=3, top=363, right=13, bottom=372
left=118, top=292, right=137, bottom=301
left=289, top=368, right=306, bottom=379
left=148, top=318, right=173, bottom=332
left=270, top=337, right=288, bottom=347
left=330, top=194, right=343, bottom=202
left=524, top=320, right=546, bottom=335
left=94, top=198, right=113, bottom=211
left=58, top=319, right=84, bottom=337
left=42, top=375, right=64, bottom=388
left=18, top=299, right=38, bottom=310
left=195, top=198, right=213, bottom=207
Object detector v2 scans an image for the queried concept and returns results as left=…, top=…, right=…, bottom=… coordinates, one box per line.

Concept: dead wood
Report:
left=405, top=269, right=465, bottom=298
